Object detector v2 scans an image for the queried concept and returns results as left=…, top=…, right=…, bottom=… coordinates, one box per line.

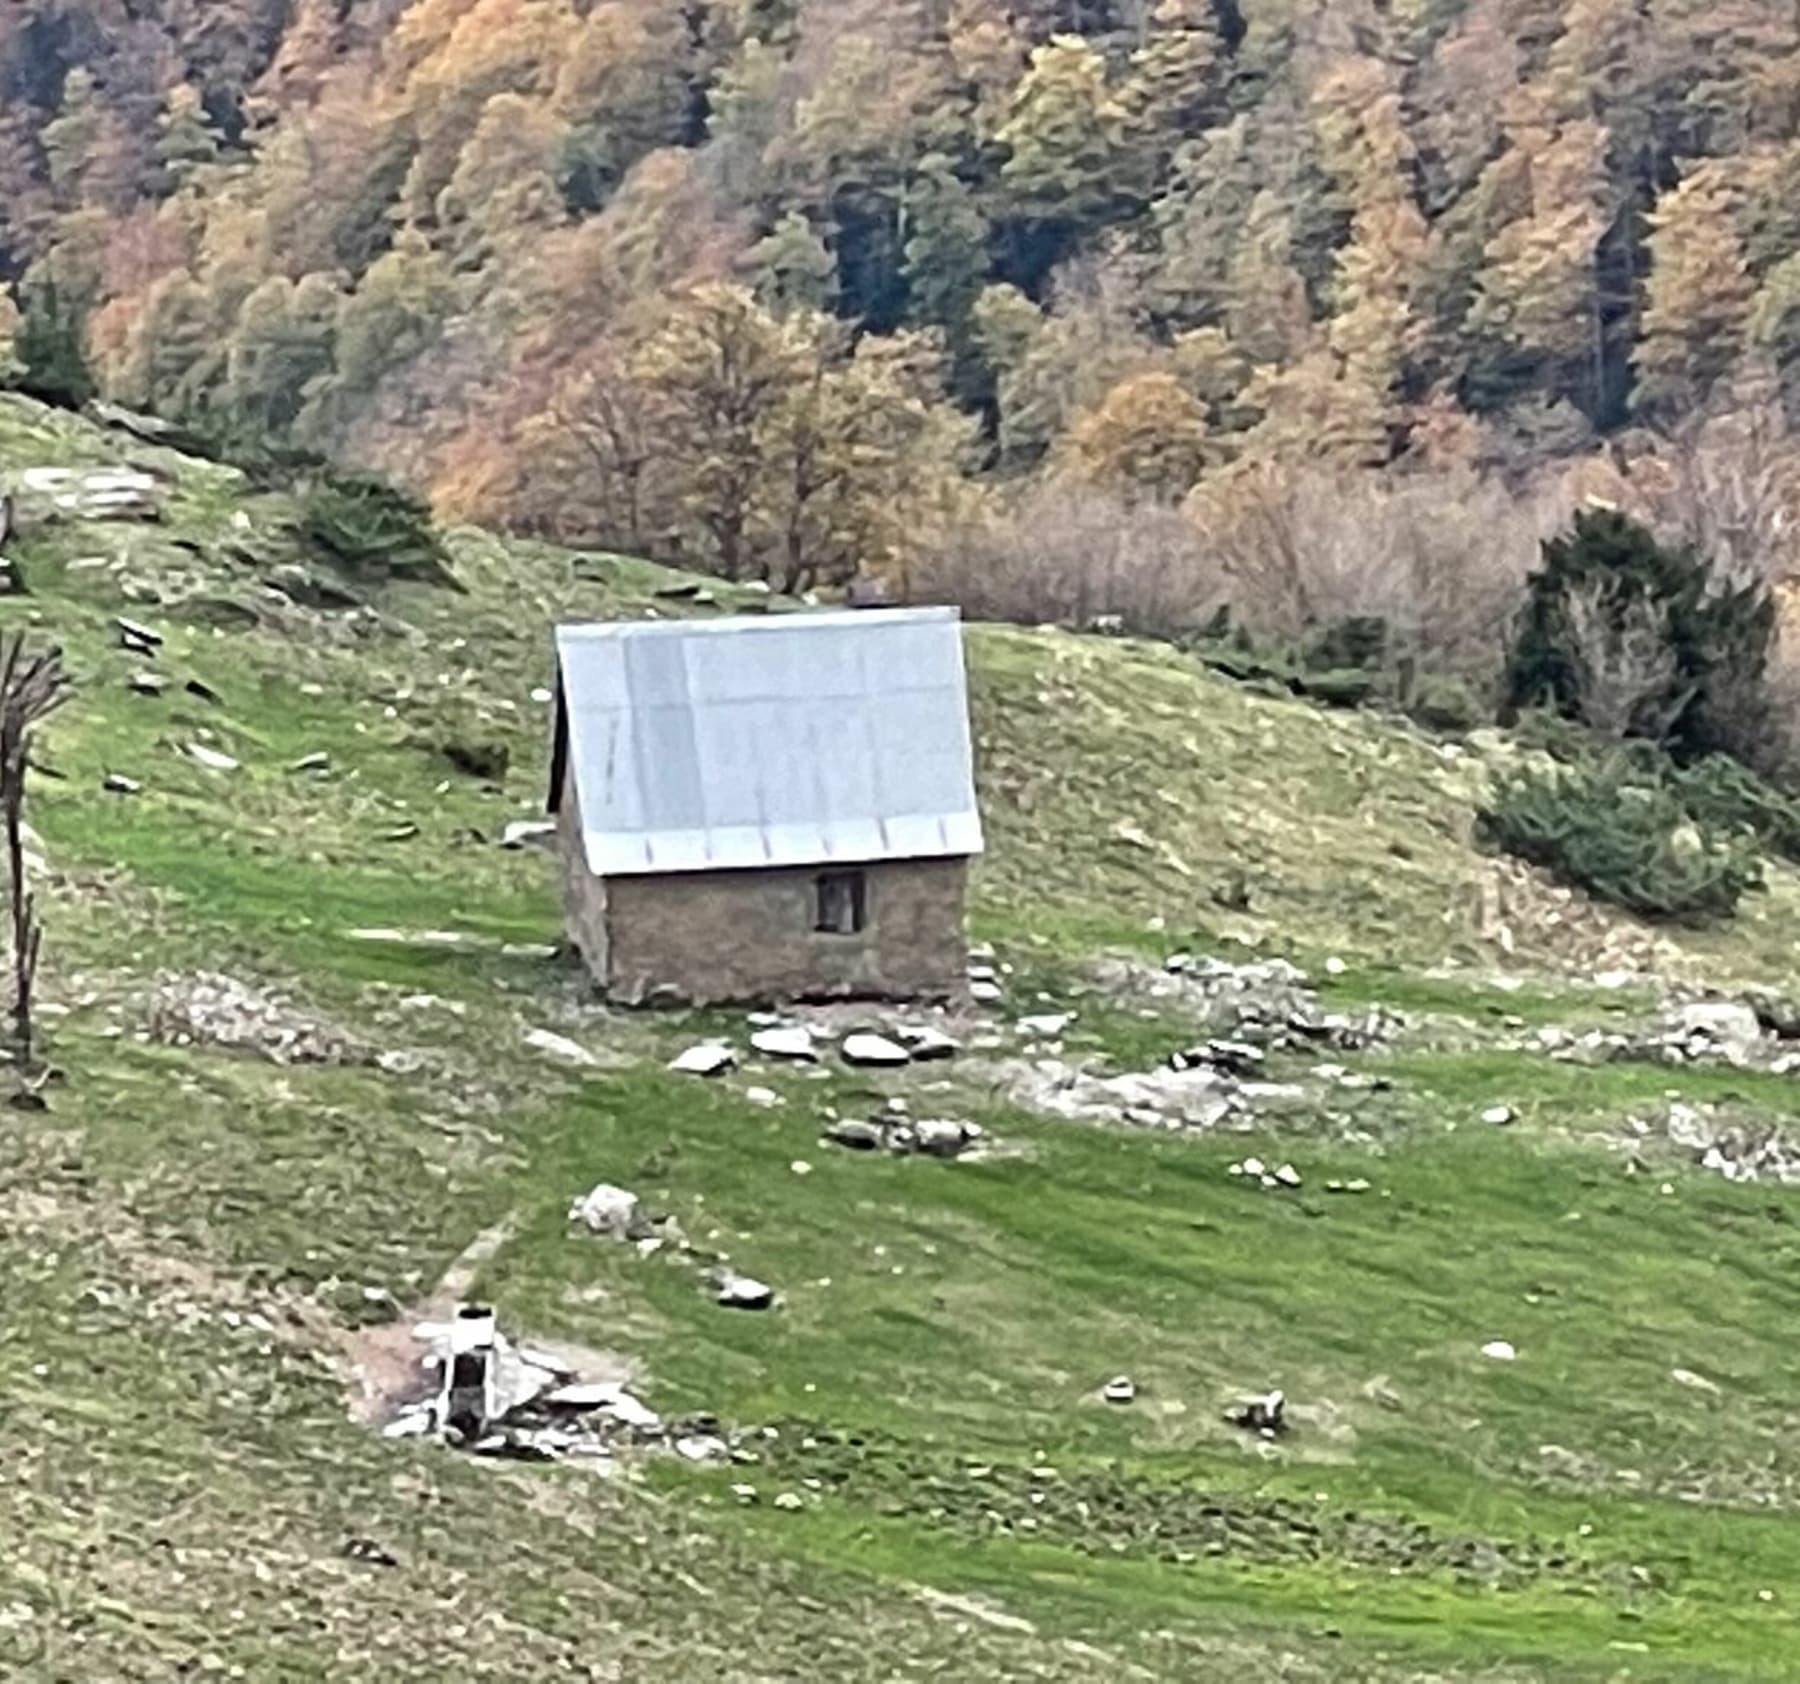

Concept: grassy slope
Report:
left=4, top=393, right=1800, bottom=1678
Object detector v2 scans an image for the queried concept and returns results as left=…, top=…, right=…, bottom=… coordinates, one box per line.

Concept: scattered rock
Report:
left=1482, top=1105, right=1515, bottom=1126
left=1016, top=1059, right=1243, bottom=1133
left=896, top=1024, right=959, bottom=1061
left=265, top=562, right=360, bottom=612
left=1672, top=999, right=1763, bottom=1064
left=524, top=1027, right=599, bottom=1068
left=1102, top=1376, right=1137, bottom=1405
left=671, top=1043, right=736, bottom=1078
left=1480, top=1340, right=1518, bottom=1362
left=912, top=1118, right=980, bottom=1158
left=1670, top=1367, right=1721, bottom=1395
left=676, top=1434, right=729, bottom=1462
left=970, top=979, right=1005, bottom=1006
left=102, top=772, right=141, bottom=796
left=183, top=741, right=238, bottom=773
left=184, top=678, right=222, bottom=705
left=745, top=1085, right=782, bottom=1108
left=751, top=1025, right=818, bottom=1063
left=824, top=1119, right=885, bottom=1151
left=1173, top=1039, right=1265, bottom=1076
left=567, top=1183, right=645, bottom=1239
left=500, top=819, right=557, bottom=851
left=127, top=671, right=170, bottom=696
left=713, top=1270, right=775, bottom=1311
left=290, top=751, right=330, bottom=774
left=1273, top=1162, right=1302, bottom=1189
left=116, top=616, right=163, bottom=653
left=772, top=1491, right=805, bottom=1512
left=1017, top=1013, right=1073, bottom=1040
left=842, top=1031, right=911, bottom=1067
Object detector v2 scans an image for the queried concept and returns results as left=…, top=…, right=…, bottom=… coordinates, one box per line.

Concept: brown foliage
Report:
left=913, top=481, right=1224, bottom=634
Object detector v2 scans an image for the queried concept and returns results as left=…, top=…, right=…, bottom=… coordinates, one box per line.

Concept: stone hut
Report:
left=548, top=607, right=984, bottom=1005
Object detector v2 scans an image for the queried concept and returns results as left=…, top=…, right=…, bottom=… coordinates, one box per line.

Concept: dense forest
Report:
left=6, top=0, right=1800, bottom=667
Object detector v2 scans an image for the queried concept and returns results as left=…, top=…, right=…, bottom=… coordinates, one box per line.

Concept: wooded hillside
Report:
left=7, top=2, right=1800, bottom=628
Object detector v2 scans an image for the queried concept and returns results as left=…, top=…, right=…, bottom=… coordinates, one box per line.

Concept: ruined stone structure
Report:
left=549, top=609, right=983, bottom=1005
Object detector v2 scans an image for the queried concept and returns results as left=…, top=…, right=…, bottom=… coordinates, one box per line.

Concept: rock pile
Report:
left=18, top=465, right=165, bottom=520
left=144, top=971, right=359, bottom=1065
left=823, top=1112, right=984, bottom=1159
left=1096, top=953, right=1399, bottom=1055
left=1650, top=1100, right=1800, bottom=1185
left=1530, top=996, right=1800, bottom=1073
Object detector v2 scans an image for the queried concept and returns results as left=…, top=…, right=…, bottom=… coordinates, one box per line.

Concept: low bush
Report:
left=1668, top=753, right=1800, bottom=866
left=1479, top=756, right=1763, bottom=923
left=301, top=473, right=458, bottom=588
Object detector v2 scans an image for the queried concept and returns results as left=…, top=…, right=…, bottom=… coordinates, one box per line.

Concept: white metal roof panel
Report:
left=555, top=608, right=984, bottom=878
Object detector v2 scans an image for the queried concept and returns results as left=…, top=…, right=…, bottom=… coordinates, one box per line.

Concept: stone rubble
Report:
left=382, top=1305, right=733, bottom=1467
left=1005, top=1058, right=1248, bottom=1134
left=823, top=1113, right=984, bottom=1160
left=1640, top=1099, right=1800, bottom=1185
left=1095, top=953, right=1399, bottom=1055
left=1227, top=1389, right=1287, bottom=1436
left=144, top=971, right=359, bottom=1065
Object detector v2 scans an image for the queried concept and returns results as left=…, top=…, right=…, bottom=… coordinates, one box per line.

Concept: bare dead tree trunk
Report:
left=0, top=636, right=71, bottom=1098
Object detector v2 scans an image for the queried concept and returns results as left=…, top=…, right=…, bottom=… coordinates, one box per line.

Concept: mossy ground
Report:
left=4, top=394, right=1800, bottom=1678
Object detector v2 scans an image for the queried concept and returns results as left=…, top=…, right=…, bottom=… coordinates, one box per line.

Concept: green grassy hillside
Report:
left=6, top=394, right=1800, bottom=1679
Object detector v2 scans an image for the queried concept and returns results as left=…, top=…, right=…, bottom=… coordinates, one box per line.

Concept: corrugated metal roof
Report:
left=553, top=607, right=984, bottom=878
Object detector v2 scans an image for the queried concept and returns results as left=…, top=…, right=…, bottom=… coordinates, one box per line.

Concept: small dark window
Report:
left=815, top=870, right=867, bottom=935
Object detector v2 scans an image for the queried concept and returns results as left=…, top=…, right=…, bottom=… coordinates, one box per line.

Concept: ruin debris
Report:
left=1227, top=1389, right=1287, bottom=1436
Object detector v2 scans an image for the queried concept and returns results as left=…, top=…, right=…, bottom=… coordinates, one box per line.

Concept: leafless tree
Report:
left=0, top=636, right=71, bottom=1095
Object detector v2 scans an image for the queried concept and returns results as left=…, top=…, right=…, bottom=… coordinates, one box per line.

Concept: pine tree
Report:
left=1120, top=0, right=1226, bottom=185
left=157, top=86, right=224, bottom=190
left=12, top=281, right=95, bottom=410
left=997, top=35, right=1132, bottom=227
left=751, top=211, right=839, bottom=315
left=1503, top=506, right=1775, bottom=762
